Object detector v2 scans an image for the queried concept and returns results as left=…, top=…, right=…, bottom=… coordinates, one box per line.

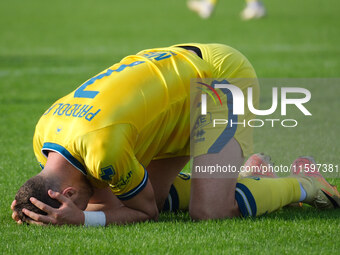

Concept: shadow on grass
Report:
left=158, top=206, right=340, bottom=223
left=4, top=206, right=338, bottom=228
left=263, top=206, right=340, bottom=221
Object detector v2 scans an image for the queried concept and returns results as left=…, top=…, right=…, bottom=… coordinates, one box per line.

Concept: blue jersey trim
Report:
left=235, top=183, right=257, bottom=217
left=42, top=142, right=87, bottom=175
left=117, top=168, right=149, bottom=201
left=208, top=80, right=238, bottom=154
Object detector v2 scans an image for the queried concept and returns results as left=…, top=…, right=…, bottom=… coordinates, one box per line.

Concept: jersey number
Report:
left=74, top=51, right=176, bottom=99
left=74, top=83, right=99, bottom=99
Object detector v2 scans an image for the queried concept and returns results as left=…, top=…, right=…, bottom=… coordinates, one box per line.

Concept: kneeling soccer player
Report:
left=12, top=43, right=340, bottom=226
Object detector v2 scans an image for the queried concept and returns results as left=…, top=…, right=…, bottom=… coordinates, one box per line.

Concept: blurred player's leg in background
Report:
left=187, top=0, right=266, bottom=20
left=241, top=0, right=266, bottom=20
left=187, top=0, right=217, bottom=19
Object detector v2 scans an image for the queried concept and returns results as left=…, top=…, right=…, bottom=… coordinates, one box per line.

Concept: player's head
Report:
left=14, top=173, right=94, bottom=223
left=14, top=174, right=61, bottom=222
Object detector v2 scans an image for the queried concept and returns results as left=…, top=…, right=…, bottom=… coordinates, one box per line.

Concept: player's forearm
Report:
left=86, top=201, right=122, bottom=212
left=86, top=180, right=159, bottom=225
left=86, top=200, right=158, bottom=225
left=102, top=204, right=158, bottom=225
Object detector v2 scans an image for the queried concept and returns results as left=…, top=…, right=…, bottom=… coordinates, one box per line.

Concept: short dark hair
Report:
left=14, top=175, right=61, bottom=223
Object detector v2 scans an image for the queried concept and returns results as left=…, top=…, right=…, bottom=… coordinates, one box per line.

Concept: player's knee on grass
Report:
left=189, top=204, right=216, bottom=221
left=189, top=196, right=240, bottom=220
left=14, top=175, right=61, bottom=223
left=189, top=205, right=239, bottom=221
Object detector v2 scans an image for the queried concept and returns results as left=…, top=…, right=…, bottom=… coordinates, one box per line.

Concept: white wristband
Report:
left=83, top=211, right=106, bottom=227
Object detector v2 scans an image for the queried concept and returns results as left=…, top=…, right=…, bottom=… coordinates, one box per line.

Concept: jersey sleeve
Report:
left=80, top=124, right=148, bottom=200
left=33, top=130, right=47, bottom=170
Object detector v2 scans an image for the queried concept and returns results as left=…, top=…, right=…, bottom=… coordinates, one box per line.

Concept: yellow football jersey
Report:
left=33, top=43, right=258, bottom=200
left=33, top=45, right=212, bottom=200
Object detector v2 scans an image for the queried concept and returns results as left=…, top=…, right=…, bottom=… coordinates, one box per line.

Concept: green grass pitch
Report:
left=0, top=0, right=339, bottom=254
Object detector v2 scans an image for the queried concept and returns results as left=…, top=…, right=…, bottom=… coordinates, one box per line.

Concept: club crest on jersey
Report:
left=100, top=165, right=115, bottom=181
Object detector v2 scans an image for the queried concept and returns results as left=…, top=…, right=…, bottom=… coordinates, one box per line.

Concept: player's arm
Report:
left=18, top=178, right=158, bottom=226
left=86, top=186, right=123, bottom=211
left=86, top=180, right=159, bottom=225
left=81, top=124, right=160, bottom=224
left=104, top=179, right=158, bottom=224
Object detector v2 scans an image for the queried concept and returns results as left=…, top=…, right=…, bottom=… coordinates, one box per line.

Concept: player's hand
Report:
left=11, top=200, right=23, bottom=224
left=22, top=190, right=85, bottom=226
